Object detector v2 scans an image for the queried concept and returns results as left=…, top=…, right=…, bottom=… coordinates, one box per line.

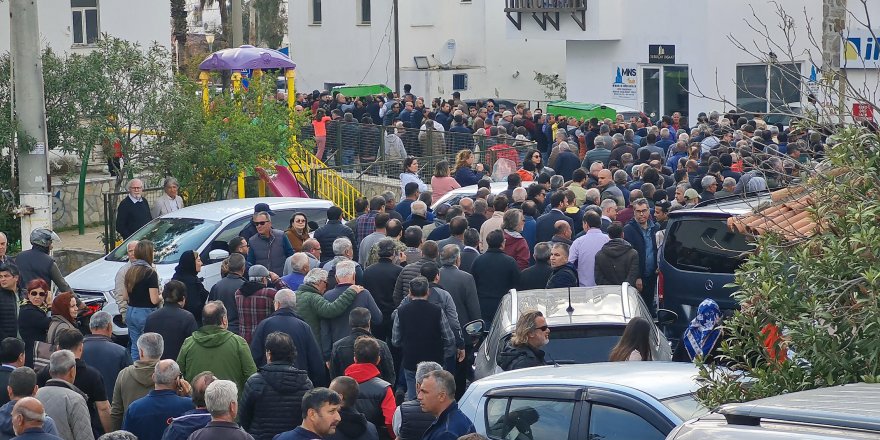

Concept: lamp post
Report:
left=206, top=33, right=215, bottom=52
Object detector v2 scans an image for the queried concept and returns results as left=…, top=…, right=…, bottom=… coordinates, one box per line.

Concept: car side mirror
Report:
left=464, top=319, right=487, bottom=347
left=655, top=308, right=678, bottom=326
left=208, top=249, right=230, bottom=262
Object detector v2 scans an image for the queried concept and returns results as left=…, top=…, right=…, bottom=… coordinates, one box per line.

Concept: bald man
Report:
left=0, top=232, right=9, bottom=265
left=550, top=220, right=572, bottom=245
left=596, top=169, right=625, bottom=207
left=11, top=397, right=60, bottom=439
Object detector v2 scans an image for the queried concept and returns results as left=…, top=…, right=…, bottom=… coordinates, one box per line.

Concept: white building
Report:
left=288, top=0, right=567, bottom=104
left=506, top=0, right=880, bottom=122
left=0, top=0, right=171, bottom=55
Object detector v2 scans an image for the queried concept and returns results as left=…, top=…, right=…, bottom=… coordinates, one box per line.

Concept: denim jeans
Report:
left=127, top=306, right=154, bottom=361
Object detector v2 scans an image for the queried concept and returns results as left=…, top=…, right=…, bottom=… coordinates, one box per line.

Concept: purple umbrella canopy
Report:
left=199, top=45, right=296, bottom=71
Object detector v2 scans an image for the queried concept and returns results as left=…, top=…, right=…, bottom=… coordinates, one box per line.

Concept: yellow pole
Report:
left=199, top=71, right=210, bottom=113
left=232, top=71, right=242, bottom=94
left=238, top=171, right=246, bottom=199
left=286, top=68, right=297, bottom=157
left=258, top=179, right=266, bottom=197
left=253, top=69, right=263, bottom=107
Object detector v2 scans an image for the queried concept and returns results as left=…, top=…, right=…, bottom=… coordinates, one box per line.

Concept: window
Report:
left=663, top=218, right=755, bottom=274
left=71, top=0, right=99, bottom=46
left=452, top=73, right=468, bottom=91
left=588, top=404, right=665, bottom=440
left=310, top=0, right=322, bottom=24
left=641, top=65, right=689, bottom=118
left=485, top=397, right=575, bottom=440
left=736, top=63, right=802, bottom=115
left=358, top=0, right=371, bottom=24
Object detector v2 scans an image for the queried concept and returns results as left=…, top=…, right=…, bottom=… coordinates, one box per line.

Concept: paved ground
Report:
left=57, top=225, right=105, bottom=253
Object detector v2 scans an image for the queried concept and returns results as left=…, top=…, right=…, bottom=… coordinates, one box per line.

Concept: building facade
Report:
left=0, top=0, right=171, bottom=55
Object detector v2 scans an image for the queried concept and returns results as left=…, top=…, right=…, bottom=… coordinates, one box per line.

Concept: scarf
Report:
left=682, top=299, right=722, bottom=360
left=130, top=259, right=152, bottom=268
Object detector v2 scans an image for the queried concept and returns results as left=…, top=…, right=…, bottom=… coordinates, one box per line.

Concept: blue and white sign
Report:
left=841, top=29, right=880, bottom=68
left=611, top=63, right=638, bottom=104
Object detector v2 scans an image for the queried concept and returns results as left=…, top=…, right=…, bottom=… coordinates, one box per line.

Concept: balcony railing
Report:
left=504, top=0, right=587, bottom=31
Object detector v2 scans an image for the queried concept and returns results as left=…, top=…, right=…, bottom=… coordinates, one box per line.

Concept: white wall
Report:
left=0, top=0, right=171, bottom=55
left=562, top=0, right=880, bottom=120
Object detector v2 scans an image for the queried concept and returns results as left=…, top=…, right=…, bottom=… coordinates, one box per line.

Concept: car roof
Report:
left=716, top=383, right=880, bottom=432
left=504, top=285, right=641, bottom=328
left=670, top=193, right=772, bottom=218
left=159, top=197, right=332, bottom=222
left=432, top=181, right=533, bottom=208
left=469, top=362, right=702, bottom=401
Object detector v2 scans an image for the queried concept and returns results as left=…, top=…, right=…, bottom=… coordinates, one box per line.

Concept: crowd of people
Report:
left=0, top=94, right=821, bottom=440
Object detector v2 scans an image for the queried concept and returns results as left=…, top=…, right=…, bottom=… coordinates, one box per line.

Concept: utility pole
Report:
left=393, top=0, right=400, bottom=94
left=232, top=0, right=244, bottom=47
left=10, top=0, right=51, bottom=251
left=821, top=0, right=847, bottom=124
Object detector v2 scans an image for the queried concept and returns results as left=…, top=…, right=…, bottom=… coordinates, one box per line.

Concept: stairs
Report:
left=286, top=141, right=362, bottom=219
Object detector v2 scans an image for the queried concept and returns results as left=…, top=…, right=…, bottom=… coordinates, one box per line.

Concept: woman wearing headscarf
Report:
left=673, top=298, right=724, bottom=363
left=46, top=291, right=79, bottom=345
left=172, top=250, right=209, bottom=326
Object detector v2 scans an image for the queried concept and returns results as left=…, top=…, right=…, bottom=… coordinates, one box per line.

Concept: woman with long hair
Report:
left=430, top=160, right=461, bottom=204
left=517, top=148, right=544, bottom=182
left=124, top=240, right=161, bottom=360
left=285, top=212, right=310, bottom=252
left=47, top=291, right=79, bottom=345
left=312, top=108, right=331, bottom=160
left=172, top=250, right=209, bottom=325
left=501, top=209, right=530, bottom=270
left=609, top=317, right=653, bottom=361
left=453, top=149, right=484, bottom=187
left=19, top=278, right=52, bottom=366
left=399, top=156, right=427, bottom=199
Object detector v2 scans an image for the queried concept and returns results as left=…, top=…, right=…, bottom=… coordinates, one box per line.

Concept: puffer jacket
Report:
left=594, top=238, right=640, bottom=286
left=239, top=362, right=313, bottom=440
left=496, top=342, right=546, bottom=371
left=327, top=407, right=378, bottom=440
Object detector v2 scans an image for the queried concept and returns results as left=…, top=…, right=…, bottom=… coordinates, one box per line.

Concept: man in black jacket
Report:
left=497, top=310, right=548, bottom=371
left=115, top=178, right=152, bottom=239
left=83, top=312, right=131, bottom=401
left=330, top=308, right=394, bottom=384
left=328, top=376, right=379, bottom=440
left=470, top=231, right=520, bottom=323
left=240, top=332, right=313, bottom=440
left=144, top=280, right=199, bottom=360
left=594, top=222, right=640, bottom=286
left=361, top=240, right=402, bottom=341
left=458, top=229, right=480, bottom=275
left=0, top=265, right=20, bottom=342
left=208, top=254, right=246, bottom=335
left=517, top=243, right=553, bottom=291
left=0, top=338, right=25, bottom=406
left=534, top=191, right=573, bottom=243
left=315, top=206, right=356, bottom=264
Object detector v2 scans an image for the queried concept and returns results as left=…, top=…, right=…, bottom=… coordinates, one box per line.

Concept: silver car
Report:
left=468, top=284, right=676, bottom=380
left=459, top=362, right=709, bottom=440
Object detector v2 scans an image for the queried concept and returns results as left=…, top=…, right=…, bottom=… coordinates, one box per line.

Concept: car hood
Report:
left=66, top=257, right=175, bottom=293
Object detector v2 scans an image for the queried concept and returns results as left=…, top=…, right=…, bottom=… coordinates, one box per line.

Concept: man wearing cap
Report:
left=116, top=178, right=152, bottom=239
left=683, top=188, right=701, bottom=207
left=234, top=265, right=278, bottom=344
left=499, top=111, right=514, bottom=135
left=246, top=211, right=294, bottom=276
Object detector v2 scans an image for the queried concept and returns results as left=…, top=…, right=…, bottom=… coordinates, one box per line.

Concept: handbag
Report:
left=33, top=341, right=56, bottom=371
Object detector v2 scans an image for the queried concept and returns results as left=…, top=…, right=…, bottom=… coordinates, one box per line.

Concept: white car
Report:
left=431, top=182, right=534, bottom=210
left=67, top=197, right=333, bottom=337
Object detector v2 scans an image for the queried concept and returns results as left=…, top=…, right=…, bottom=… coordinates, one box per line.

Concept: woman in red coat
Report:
left=502, top=208, right=531, bottom=270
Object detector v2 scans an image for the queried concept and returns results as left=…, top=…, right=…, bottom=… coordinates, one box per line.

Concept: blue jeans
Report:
left=404, top=369, right=417, bottom=401
left=127, top=307, right=154, bottom=361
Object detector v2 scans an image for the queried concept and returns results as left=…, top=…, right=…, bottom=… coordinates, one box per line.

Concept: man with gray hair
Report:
left=9, top=397, right=58, bottom=440
left=330, top=308, right=395, bottom=384
left=82, top=311, right=131, bottom=402
left=321, top=237, right=364, bottom=290
left=0, top=367, right=61, bottom=439
left=466, top=199, right=488, bottom=231
left=235, top=265, right=279, bottom=344
left=320, top=260, right=382, bottom=361
left=115, top=178, right=151, bottom=239
left=188, top=380, right=252, bottom=440
left=518, top=242, right=553, bottom=291
left=281, top=253, right=310, bottom=290
left=437, top=245, right=480, bottom=398
left=417, top=370, right=475, bottom=440
left=700, top=175, right=718, bottom=201
left=110, top=332, right=164, bottom=430
left=161, top=371, right=215, bottom=440
left=391, top=361, right=442, bottom=440
left=121, top=360, right=193, bottom=440
left=35, top=350, right=93, bottom=440
left=98, top=431, right=138, bottom=440
left=295, top=269, right=364, bottom=355
left=715, top=176, right=736, bottom=198
left=250, top=289, right=327, bottom=387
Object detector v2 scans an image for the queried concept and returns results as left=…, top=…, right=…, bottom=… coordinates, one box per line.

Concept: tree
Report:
left=534, top=72, right=566, bottom=100
left=171, top=0, right=188, bottom=68
left=201, top=0, right=229, bottom=47
left=251, top=0, right=286, bottom=49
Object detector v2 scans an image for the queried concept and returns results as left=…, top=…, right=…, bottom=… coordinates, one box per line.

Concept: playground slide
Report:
left=255, top=166, right=310, bottom=198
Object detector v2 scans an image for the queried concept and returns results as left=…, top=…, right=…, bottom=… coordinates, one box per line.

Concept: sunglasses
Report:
left=537, top=325, right=550, bottom=332
left=29, top=290, right=47, bottom=297
left=254, top=221, right=270, bottom=226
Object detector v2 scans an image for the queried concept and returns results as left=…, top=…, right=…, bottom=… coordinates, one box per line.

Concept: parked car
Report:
left=66, top=197, right=333, bottom=337
left=657, top=193, right=768, bottom=344
left=668, top=383, right=880, bottom=439
left=459, top=362, right=709, bottom=440
left=431, top=181, right=532, bottom=210
left=467, top=284, right=676, bottom=380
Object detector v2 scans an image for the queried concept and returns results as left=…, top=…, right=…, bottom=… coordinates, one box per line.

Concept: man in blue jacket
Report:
left=161, top=372, right=214, bottom=440
left=622, top=198, right=660, bottom=315
left=418, top=371, right=475, bottom=440
left=122, top=360, right=194, bottom=440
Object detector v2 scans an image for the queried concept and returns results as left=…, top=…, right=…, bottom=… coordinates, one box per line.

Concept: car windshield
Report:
left=539, top=325, right=625, bottom=364
left=661, top=394, right=709, bottom=421
left=664, top=218, right=755, bottom=273
left=106, top=218, right=221, bottom=264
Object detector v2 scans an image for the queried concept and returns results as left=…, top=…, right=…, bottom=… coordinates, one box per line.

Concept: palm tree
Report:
left=200, top=0, right=228, bottom=46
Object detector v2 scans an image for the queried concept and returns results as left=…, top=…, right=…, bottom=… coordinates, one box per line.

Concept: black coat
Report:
left=18, top=303, right=49, bottom=368
left=497, top=342, right=545, bottom=371
left=240, top=362, right=313, bottom=440
left=546, top=264, right=579, bottom=289
left=594, top=239, right=640, bottom=286
left=143, top=303, right=199, bottom=360
left=458, top=248, right=479, bottom=275
left=116, top=197, right=152, bottom=239
left=329, top=328, right=395, bottom=384
left=471, top=249, right=520, bottom=323
left=517, top=262, right=553, bottom=291
left=361, top=259, right=402, bottom=340
left=314, top=221, right=356, bottom=264
left=326, top=407, right=379, bottom=440
left=249, top=309, right=328, bottom=387
left=209, top=274, right=246, bottom=335
left=0, top=366, right=12, bottom=406
left=535, top=210, right=574, bottom=244
left=172, top=252, right=209, bottom=325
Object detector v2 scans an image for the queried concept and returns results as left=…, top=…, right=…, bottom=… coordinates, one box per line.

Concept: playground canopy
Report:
left=331, top=84, right=392, bottom=97
left=199, top=45, right=296, bottom=71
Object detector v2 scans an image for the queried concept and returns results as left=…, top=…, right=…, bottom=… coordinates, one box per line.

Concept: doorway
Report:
left=641, top=65, right=689, bottom=119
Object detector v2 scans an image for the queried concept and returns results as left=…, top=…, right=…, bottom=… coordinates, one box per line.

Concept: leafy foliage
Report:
left=534, top=71, right=566, bottom=100
left=697, top=126, right=880, bottom=407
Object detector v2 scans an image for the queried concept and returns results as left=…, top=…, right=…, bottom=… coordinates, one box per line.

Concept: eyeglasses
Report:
left=294, top=218, right=306, bottom=223
left=254, top=221, right=269, bottom=226
left=536, top=325, right=550, bottom=332
left=29, top=290, right=47, bottom=297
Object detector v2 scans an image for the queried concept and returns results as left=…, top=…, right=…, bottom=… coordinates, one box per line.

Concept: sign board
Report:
left=611, top=63, right=638, bottom=104
left=806, top=65, right=820, bottom=97
left=853, top=102, right=874, bottom=120
left=841, top=29, right=880, bottom=69
left=648, top=45, right=675, bottom=64
left=30, top=142, right=45, bottom=155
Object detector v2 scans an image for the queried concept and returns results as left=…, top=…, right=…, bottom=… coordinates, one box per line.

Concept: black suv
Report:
left=657, top=193, right=769, bottom=343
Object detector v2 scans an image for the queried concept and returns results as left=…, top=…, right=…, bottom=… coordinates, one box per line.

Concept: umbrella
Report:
left=331, top=84, right=392, bottom=97
left=199, top=45, right=296, bottom=71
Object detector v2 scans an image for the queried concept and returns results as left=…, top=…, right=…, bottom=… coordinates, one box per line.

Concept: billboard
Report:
left=842, top=29, right=880, bottom=68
